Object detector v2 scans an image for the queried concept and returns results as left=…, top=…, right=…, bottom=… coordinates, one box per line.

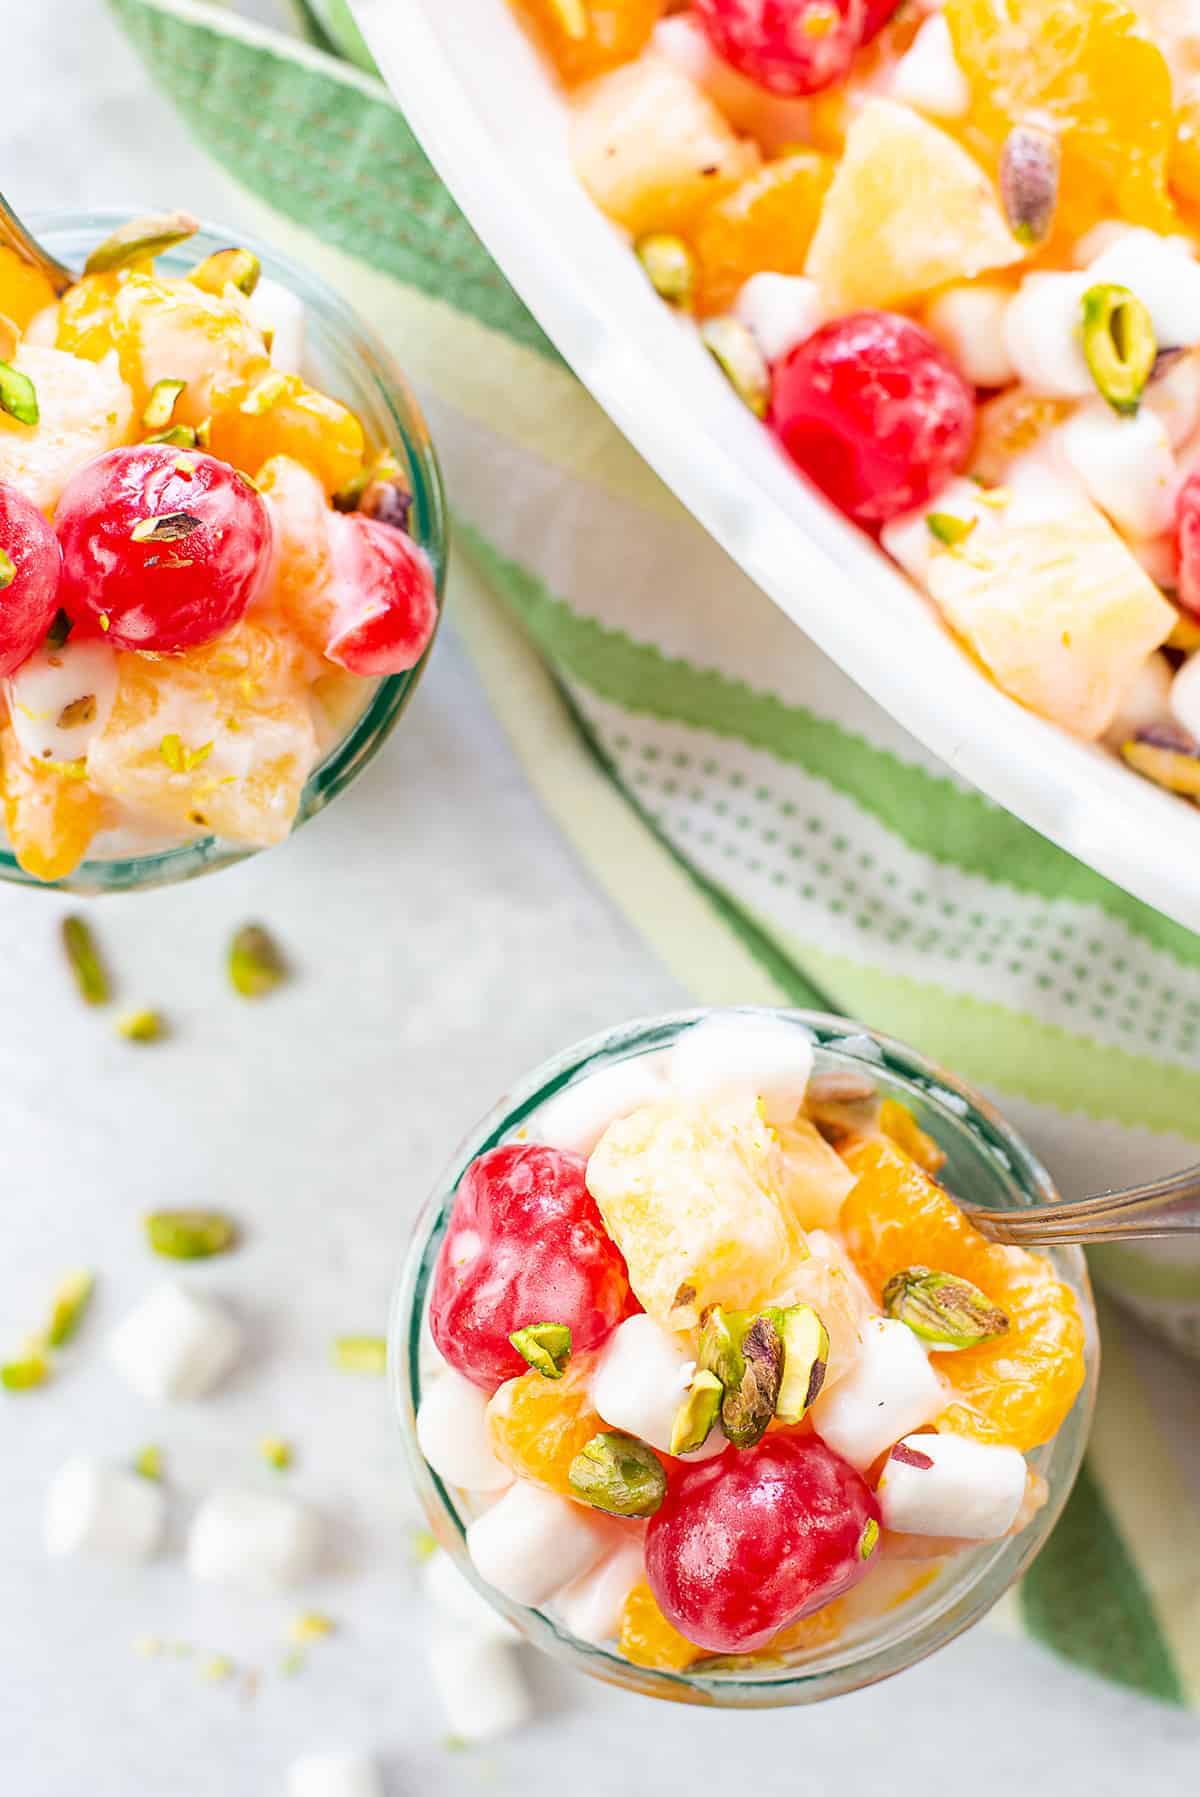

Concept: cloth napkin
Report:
left=110, top=0, right=1200, bottom=1705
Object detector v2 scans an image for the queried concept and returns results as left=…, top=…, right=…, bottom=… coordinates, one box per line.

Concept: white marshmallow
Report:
left=44, top=1456, right=165, bottom=1564
left=1004, top=272, right=1095, bottom=398
left=416, top=1368, right=514, bottom=1494
left=810, top=1318, right=945, bottom=1471
left=1170, top=652, right=1200, bottom=742
left=881, top=477, right=997, bottom=587
left=1060, top=402, right=1178, bottom=541
left=248, top=276, right=306, bottom=375
left=734, top=274, right=823, bottom=365
left=107, top=1281, right=242, bottom=1402
left=288, top=1753, right=383, bottom=1797
left=669, top=1013, right=814, bottom=1125
left=467, top=1481, right=611, bottom=1608
left=187, top=1487, right=322, bottom=1592
left=532, top=1051, right=669, bottom=1157
left=554, top=1538, right=645, bottom=1645
left=1103, top=652, right=1174, bottom=750
left=1147, top=353, right=1200, bottom=448
left=1087, top=231, right=1200, bottom=351
left=1003, top=442, right=1092, bottom=526
left=923, top=284, right=1015, bottom=389
left=5, top=636, right=118, bottom=768
left=590, top=1314, right=726, bottom=1461
left=888, top=15, right=970, bottom=120
left=878, top=1432, right=1027, bottom=1539
left=429, top=1630, right=532, bottom=1743
left=424, top=1549, right=518, bottom=1642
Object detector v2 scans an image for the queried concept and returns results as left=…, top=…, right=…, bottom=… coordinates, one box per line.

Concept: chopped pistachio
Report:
left=131, top=511, right=202, bottom=544
left=200, top=1653, right=235, bottom=1683
left=859, top=1517, right=880, bottom=1561
left=61, top=914, right=110, bottom=1005
left=84, top=210, right=199, bottom=276
left=189, top=247, right=261, bottom=299
left=145, top=424, right=198, bottom=449
left=774, top=1304, right=830, bottom=1424
left=409, top=1528, right=438, bottom=1563
left=228, top=922, right=288, bottom=999
left=0, top=360, right=38, bottom=427
left=142, top=378, right=187, bottom=431
left=98, top=613, right=110, bottom=632
left=509, top=1322, right=572, bottom=1379
left=158, top=732, right=213, bottom=774
left=134, top=1443, right=164, bottom=1482
left=261, top=1435, right=293, bottom=1471
left=568, top=1431, right=667, bottom=1517
left=0, top=549, right=14, bottom=591
left=926, top=512, right=977, bottom=550
left=635, top=233, right=697, bottom=310
left=699, top=316, right=770, bottom=418
left=1, top=1351, right=49, bottom=1392
left=289, top=1611, right=335, bottom=1644
left=56, top=694, right=96, bottom=730
left=721, top=1311, right=783, bottom=1449
left=999, top=123, right=1060, bottom=248
left=333, top=1334, right=387, bottom=1374
left=240, top=371, right=290, bottom=415
left=669, top=1367, right=723, bottom=1455
left=117, top=1008, right=165, bottom=1043
left=145, top=1208, right=238, bottom=1259
left=882, top=1265, right=1009, bottom=1350
left=45, top=1270, right=95, bottom=1348
left=1080, top=282, right=1156, bottom=416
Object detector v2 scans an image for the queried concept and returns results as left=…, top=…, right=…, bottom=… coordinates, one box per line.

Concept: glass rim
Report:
left=2, top=207, right=448, bottom=894
left=391, top=1006, right=1099, bottom=1708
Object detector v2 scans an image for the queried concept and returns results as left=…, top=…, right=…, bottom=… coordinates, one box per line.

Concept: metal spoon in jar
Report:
left=0, top=191, right=74, bottom=295
left=962, top=1166, right=1200, bottom=1248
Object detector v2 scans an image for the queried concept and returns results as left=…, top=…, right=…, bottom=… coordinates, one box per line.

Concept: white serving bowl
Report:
left=352, top=0, right=1200, bottom=933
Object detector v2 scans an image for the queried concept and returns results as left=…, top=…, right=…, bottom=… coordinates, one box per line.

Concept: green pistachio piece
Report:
left=145, top=1208, right=237, bottom=1259
left=700, top=316, right=770, bottom=418
left=509, top=1322, right=572, bottom=1379
left=859, top=1517, right=880, bottom=1561
left=0, top=360, right=38, bottom=427
left=635, top=233, right=697, bottom=311
left=83, top=210, right=199, bottom=276
left=131, top=511, right=202, bottom=544
left=289, top=1611, right=335, bottom=1643
left=999, top=123, right=1060, bottom=248
left=1080, top=282, right=1156, bottom=416
left=720, top=1311, right=784, bottom=1449
left=61, top=915, right=110, bottom=1005
left=0, top=549, right=14, bottom=590
left=332, top=1334, right=387, bottom=1374
left=189, top=247, right=261, bottom=299
left=697, top=1304, right=742, bottom=1390
left=240, top=371, right=290, bottom=416
left=117, top=1008, right=165, bottom=1043
left=882, top=1265, right=1009, bottom=1350
left=669, top=1367, right=723, bottom=1455
left=142, top=378, right=187, bottom=431
left=145, top=424, right=198, bottom=449
left=568, top=1431, right=666, bottom=1517
left=261, top=1435, right=293, bottom=1471
left=2, top=1351, right=49, bottom=1392
left=775, top=1304, right=830, bottom=1424
left=926, top=512, right=977, bottom=551
left=46, top=1270, right=95, bottom=1348
left=134, top=1444, right=163, bottom=1482
left=228, top=922, right=288, bottom=998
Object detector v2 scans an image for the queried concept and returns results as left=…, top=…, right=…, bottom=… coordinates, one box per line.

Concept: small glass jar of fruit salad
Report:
left=394, top=1009, right=1097, bottom=1706
left=0, top=209, right=445, bottom=891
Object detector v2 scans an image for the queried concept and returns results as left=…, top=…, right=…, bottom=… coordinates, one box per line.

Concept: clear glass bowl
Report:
left=1, top=210, right=447, bottom=894
left=392, top=1007, right=1099, bottom=1708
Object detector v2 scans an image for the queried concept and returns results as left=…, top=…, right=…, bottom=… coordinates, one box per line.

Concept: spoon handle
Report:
left=0, top=192, right=75, bottom=297
left=965, top=1164, right=1200, bottom=1247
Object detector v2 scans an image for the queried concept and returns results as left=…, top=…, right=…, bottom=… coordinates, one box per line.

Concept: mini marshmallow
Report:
left=1147, top=353, right=1200, bottom=448
left=6, top=636, right=117, bottom=767
left=44, top=1456, right=165, bottom=1564
left=1003, top=272, right=1094, bottom=398
left=810, top=1318, right=944, bottom=1471
left=248, top=275, right=306, bottom=375
left=735, top=274, right=823, bottom=365
left=1103, top=651, right=1174, bottom=750
left=288, top=1752, right=383, bottom=1797
left=554, top=1538, right=645, bottom=1645
left=881, top=478, right=996, bottom=587
left=1003, top=443, right=1092, bottom=526
left=923, top=284, right=1015, bottom=389
left=428, top=1630, right=532, bottom=1743
left=590, top=1313, right=726, bottom=1460
left=877, top=1432, right=1027, bottom=1540
left=1086, top=231, right=1200, bottom=350
left=467, top=1480, right=611, bottom=1608
left=425, top=1549, right=518, bottom=1641
left=888, top=14, right=970, bottom=119
left=1060, top=402, right=1178, bottom=541
left=416, top=1368, right=514, bottom=1493
left=669, top=1013, right=814, bottom=1125
left=532, top=1051, right=669, bottom=1157
left=1170, top=652, right=1200, bottom=742
left=107, top=1281, right=242, bottom=1402
left=187, top=1487, right=322, bottom=1593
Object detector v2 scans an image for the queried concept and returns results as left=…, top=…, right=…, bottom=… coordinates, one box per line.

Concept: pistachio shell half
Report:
left=568, top=1431, right=666, bottom=1517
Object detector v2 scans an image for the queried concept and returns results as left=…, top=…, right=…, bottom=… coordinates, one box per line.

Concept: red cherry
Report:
left=324, top=511, right=438, bottom=676
left=430, top=1144, right=637, bottom=1392
left=1176, top=469, right=1200, bottom=617
left=860, top=0, right=904, bottom=41
left=770, top=311, right=975, bottom=524
left=0, top=483, right=62, bottom=676
left=55, top=446, right=273, bottom=652
left=644, top=1434, right=880, bottom=1653
left=694, top=0, right=865, bottom=96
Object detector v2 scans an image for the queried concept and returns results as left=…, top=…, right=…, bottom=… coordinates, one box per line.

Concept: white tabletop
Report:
left=2, top=5, right=1197, bottom=1791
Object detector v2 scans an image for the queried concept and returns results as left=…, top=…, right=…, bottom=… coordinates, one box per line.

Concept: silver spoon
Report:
left=0, top=191, right=74, bottom=296
left=962, top=1165, right=1200, bottom=1247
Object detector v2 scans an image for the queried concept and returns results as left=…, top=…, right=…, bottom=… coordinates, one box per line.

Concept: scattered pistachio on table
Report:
left=145, top=1208, right=238, bottom=1260
left=61, top=914, right=110, bottom=1005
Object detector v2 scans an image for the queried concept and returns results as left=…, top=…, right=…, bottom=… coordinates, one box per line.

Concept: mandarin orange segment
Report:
left=0, top=246, right=59, bottom=332
left=691, top=149, right=834, bottom=315
left=619, top=1580, right=704, bottom=1671
left=0, top=726, right=104, bottom=882
left=511, top=0, right=662, bottom=87
left=207, top=377, right=364, bottom=497
left=839, top=1138, right=1086, bottom=1452
left=944, top=0, right=1178, bottom=241
left=486, top=1355, right=605, bottom=1497
left=878, top=1099, right=946, bottom=1176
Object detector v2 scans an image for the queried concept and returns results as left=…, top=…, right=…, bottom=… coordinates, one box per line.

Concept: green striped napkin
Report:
left=111, top=0, right=1200, bottom=1705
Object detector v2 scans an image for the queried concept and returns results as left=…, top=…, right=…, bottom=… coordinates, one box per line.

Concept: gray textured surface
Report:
left=1, top=4, right=1198, bottom=1792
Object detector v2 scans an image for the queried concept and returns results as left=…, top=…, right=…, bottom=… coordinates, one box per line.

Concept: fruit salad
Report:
left=513, top=0, right=1200, bottom=800
left=0, top=212, right=439, bottom=882
left=414, top=1013, right=1087, bottom=1675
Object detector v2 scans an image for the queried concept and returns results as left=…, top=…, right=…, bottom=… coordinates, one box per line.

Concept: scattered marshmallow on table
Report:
left=467, top=1480, right=612, bottom=1608
left=44, top=1457, right=165, bottom=1564
left=416, top=1367, right=514, bottom=1493
left=877, top=1432, right=1027, bottom=1540
left=107, top=1280, right=242, bottom=1402
left=1060, top=402, right=1178, bottom=542
left=735, top=273, right=823, bottom=365
left=429, top=1629, right=532, bottom=1744
left=669, top=1013, right=813, bottom=1125
left=923, top=285, right=1015, bottom=390
left=425, top=1549, right=519, bottom=1642
left=187, top=1487, right=322, bottom=1593
left=554, top=1537, right=645, bottom=1644
left=248, top=275, right=306, bottom=375
left=287, top=1751, right=383, bottom=1797
left=810, top=1318, right=945, bottom=1471
left=888, top=14, right=970, bottom=120
left=1003, top=272, right=1095, bottom=398
left=1086, top=230, right=1200, bottom=351
left=532, top=1051, right=669, bottom=1157
left=590, top=1313, right=726, bottom=1460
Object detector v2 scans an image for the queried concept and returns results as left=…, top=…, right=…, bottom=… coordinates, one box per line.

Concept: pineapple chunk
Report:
left=770, top=1230, right=875, bottom=1392
left=0, top=345, right=133, bottom=512
left=585, top=1097, right=805, bottom=1329
left=926, top=506, right=1174, bottom=739
left=805, top=99, right=1023, bottom=311
left=776, top=1117, right=857, bottom=1232
left=570, top=52, right=760, bottom=237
